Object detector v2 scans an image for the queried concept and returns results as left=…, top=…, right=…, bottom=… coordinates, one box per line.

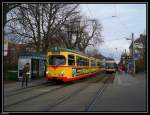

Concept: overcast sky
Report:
left=80, top=4, right=146, bottom=62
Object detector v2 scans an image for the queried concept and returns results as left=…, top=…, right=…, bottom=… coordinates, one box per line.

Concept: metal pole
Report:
left=132, top=33, right=135, bottom=74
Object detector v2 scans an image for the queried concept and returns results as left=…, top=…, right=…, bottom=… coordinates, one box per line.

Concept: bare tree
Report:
left=5, top=4, right=103, bottom=53
left=56, top=15, right=103, bottom=52
left=3, top=3, right=21, bottom=29
left=78, top=19, right=103, bottom=52
left=54, top=12, right=83, bottom=49
left=5, top=4, right=79, bottom=53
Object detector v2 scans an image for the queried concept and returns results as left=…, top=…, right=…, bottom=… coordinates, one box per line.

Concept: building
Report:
left=4, top=39, right=36, bottom=70
left=129, top=34, right=146, bottom=59
left=129, top=33, right=146, bottom=72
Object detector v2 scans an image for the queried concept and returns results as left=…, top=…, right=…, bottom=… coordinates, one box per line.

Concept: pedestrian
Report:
left=22, top=63, right=30, bottom=87
left=122, top=65, right=125, bottom=73
left=124, top=66, right=127, bottom=73
left=128, top=63, right=131, bottom=74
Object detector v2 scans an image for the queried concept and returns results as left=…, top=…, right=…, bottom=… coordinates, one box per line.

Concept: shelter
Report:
left=18, top=52, right=46, bottom=80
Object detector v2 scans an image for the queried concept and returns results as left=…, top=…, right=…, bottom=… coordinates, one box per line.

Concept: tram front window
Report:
left=48, top=55, right=66, bottom=65
left=106, top=63, right=115, bottom=68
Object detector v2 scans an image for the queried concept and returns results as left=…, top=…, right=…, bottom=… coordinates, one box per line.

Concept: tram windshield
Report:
left=106, top=63, right=115, bottom=68
left=48, top=55, right=66, bottom=65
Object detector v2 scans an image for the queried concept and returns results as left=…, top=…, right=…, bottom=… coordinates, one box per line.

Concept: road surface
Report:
left=3, top=72, right=147, bottom=112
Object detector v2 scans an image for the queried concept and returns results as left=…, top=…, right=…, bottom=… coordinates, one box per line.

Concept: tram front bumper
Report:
left=46, top=76, right=72, bottom=82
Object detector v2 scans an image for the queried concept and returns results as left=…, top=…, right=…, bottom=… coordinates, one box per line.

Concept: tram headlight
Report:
left=61, top=71, right=64, bottom=76
left=26, top=72, right=30, bottom=75
left=46, top=71, right=49, bottom=74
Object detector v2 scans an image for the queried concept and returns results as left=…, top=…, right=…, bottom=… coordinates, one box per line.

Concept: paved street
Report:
left=3, top=72, right=147, bottom=112
left=89, top=72, right=147, bottom=111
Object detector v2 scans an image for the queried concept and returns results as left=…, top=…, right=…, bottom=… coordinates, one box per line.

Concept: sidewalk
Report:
left=3, top=77, right=47, bottom=92
left=134, top=72, right=146, bottom=79
left=117, top=71, right=146, bottom=77
left=91, top=71, right=147, bottom=111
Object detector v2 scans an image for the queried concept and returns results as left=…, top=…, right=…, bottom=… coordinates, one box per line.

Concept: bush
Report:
left=135, top=59, right=145, bottom=73
left=4, top=71, right=18, bottom=81
left=4, top=64, right=18, bottom=70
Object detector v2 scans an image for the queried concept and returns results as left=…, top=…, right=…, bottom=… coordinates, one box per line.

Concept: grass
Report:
left=4, top=71, right=45, bottom=81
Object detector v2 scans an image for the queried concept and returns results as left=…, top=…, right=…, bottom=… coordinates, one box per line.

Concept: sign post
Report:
left=4, top=40, right=8, bottom=56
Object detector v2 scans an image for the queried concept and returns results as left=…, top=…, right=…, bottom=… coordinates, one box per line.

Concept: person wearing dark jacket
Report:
left=22, top=63, right=30, bottom=87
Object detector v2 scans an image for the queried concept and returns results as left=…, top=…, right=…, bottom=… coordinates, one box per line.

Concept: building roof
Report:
left=19, top=52, right=46, bottom=59
left=129, top=34, right=146, bottom=49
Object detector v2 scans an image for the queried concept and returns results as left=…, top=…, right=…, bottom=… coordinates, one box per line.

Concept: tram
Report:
left=45, top=47, right=102, bottom=82
left=105, top=60, right=117, bottom=73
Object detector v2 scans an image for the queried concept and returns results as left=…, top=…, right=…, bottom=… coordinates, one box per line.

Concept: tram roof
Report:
left=48, top=47, right=99, bottom=60
left=48, top=47, right=86, bottom=55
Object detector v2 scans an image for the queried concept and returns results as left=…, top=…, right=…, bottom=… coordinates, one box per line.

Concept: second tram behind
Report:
left=105, top=60, right=117, bottom=73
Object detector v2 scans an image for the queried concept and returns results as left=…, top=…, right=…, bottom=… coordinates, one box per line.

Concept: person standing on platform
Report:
left=22, top=63, right=30, bottom=87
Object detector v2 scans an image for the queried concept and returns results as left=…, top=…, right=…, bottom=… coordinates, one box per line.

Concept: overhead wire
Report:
left=86, top=4, right=130, bottom=60
left=86, top=4, right=93, bottom=19
left=86, top=4, right=130, bottom=42
left=98, top=43, right=122, bottom=59
left=106, top=37, right=128, bottom=42
left=101, top=5, right=131, bottom=44
left=113, top=4, right=117, bottom=17
left=106, top=4, right=133, bottom=60
left=113, top=4, right=132, bottom=34
left=101, top=5, right=124, bottom=60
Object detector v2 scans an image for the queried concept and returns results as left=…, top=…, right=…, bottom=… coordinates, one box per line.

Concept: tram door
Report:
left=31, top=59, right=39, bottom=79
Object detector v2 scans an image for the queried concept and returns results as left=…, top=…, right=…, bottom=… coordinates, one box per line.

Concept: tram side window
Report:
left=77, top=57, right=82, bottom=66
left=68, top=55, right=75, bottom=65
left=77, top=56, right=89, bottom=66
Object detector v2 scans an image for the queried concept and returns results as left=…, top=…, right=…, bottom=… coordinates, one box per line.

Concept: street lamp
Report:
left=112, top=15, right=117, bottom=18
left=115, top=48, right=118, bottom=61
left=126, top=33, right=135, bottom=74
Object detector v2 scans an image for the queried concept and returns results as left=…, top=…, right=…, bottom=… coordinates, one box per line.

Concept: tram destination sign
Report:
left=52, top=51, right=60, bottom=54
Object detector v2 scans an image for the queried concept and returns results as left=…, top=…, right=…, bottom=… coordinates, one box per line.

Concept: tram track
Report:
left=46, top=74, right=109, bottom=111
left=85, top=74, right=115, bottom=111
left=4, top=73, right=108, bottom=110
left=4, top=81, right=48, bottom=94
left=4, top=74, right=103, bottom=98
left=4, top=81, right=57, bottom=97
left=4, top=83, right=70, bottom=108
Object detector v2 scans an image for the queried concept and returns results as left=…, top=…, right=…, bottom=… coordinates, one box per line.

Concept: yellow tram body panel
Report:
left=46, top=66, right=72, bottom=78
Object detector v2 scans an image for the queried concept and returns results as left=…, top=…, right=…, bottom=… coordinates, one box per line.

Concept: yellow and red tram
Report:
left=45, top=47, right=102, bottom=82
